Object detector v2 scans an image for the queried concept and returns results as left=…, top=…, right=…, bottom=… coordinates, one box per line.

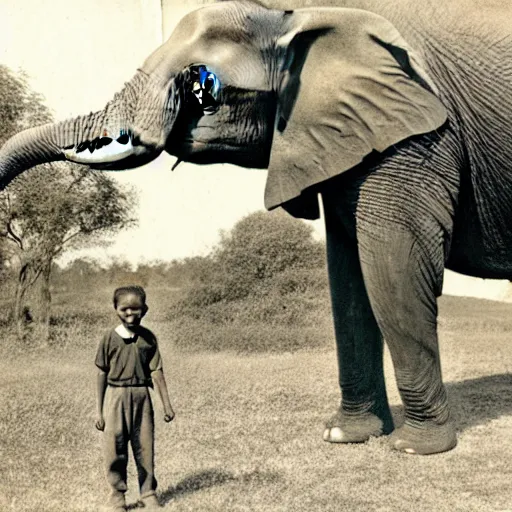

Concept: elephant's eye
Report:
left=204, top=72, right=220, bottom=98
left=189, top=65, right=220, bottom=114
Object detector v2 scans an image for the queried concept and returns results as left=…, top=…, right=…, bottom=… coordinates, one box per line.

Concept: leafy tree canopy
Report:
left=0, top=65, right=136, bottom=339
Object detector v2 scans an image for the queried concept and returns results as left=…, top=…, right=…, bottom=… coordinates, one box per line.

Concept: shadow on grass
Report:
left=153, top=468, right=280, bottom=506
left=389, top=373, right=512, bottom=432
left=125, top=469, right=280, bottom=510
left=448, top=373, right=512, bottom=431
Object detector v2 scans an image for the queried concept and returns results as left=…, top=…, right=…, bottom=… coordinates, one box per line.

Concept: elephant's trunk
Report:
left=0, top=70, right=183, bottom=190
left=0, top=124, right=64, bottom=188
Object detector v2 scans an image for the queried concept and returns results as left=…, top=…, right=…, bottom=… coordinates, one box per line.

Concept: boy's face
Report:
left=115, top=292, right=147, bottom=330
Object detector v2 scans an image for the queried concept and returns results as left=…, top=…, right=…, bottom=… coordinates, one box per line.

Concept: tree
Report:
left=182, top=209, right=325, bottom=304
left=0, top=164, right=136, bottom=339
left=0, top=65, right=136, bottom=340
left=217, top=209, right=325, bottom=300
left=0, top=65, right=50, bottom=145
left=216, top=209, right=324, bottom=281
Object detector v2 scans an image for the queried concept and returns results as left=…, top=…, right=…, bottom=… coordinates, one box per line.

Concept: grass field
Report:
left=1, top=292, right=512, bottom=511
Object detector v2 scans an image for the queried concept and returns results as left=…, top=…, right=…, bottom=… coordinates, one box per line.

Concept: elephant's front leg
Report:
left=322, top=199, right=394, bottom=443
left=356, top=172, right=458, bottom=455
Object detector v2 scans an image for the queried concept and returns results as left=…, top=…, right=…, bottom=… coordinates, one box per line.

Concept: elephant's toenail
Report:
left=329, top=427, right=344, bottom=442
left=323, top=429, right=330, bottom=441
left=404, top=448, right=416, bottom=454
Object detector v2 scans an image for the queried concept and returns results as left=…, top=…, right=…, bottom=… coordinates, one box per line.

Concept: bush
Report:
left=168, top=313, right=334, bottom=353
left=214, top=210, right=324, bottom=296
left=253, top=267, right=328, bottom=297
left=167, top=209, right=330, bottom=352
left=177, top=209, right=325, bottom=303
left=168, top=272, right=332, bottom=353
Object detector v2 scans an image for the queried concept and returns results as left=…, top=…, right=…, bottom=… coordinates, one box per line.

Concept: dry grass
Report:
left=0, top=293, right=512, bottom=511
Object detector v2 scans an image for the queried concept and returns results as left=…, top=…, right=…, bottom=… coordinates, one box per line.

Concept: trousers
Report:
left=103, top=385, right=157, bottom=506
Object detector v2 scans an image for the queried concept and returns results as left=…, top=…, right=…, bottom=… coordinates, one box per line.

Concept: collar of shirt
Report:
left=115, top=324, right=137, bottom=339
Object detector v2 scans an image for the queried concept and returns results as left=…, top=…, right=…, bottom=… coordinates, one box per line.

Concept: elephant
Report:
left=1, top=0, right=512, bottom=456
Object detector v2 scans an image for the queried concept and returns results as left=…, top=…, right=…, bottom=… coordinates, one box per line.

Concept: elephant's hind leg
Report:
left=322, top=199, right=394, bottom=444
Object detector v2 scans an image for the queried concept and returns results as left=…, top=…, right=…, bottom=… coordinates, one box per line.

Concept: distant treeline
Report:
left=50, top=209, right=327, bottom=296
left=49, top=256, right=216, bottom=291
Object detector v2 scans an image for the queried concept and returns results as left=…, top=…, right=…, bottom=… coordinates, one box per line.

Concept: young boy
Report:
left=95, top=286, right=175, bottom=511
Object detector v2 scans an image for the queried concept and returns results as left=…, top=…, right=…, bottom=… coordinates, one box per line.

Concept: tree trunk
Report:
left=14, top=262, right=31, bottom=341
left=39, top=259, right=52, bottom=342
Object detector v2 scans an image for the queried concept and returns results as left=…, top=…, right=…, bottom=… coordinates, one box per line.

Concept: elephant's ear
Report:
left=265, top=8, right=448, bottom=217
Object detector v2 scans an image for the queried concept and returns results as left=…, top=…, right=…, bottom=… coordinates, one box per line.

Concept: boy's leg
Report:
left=131, top=387, right=158, bottom=505
left=104, top=387, right=129, bottom=510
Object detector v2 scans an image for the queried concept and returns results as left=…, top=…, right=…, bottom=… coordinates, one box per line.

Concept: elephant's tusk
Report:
left=171, top=158, right=182, bottom=171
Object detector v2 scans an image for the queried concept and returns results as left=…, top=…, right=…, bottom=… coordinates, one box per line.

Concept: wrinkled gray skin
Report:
left=1, top=0, right=512, bottom=455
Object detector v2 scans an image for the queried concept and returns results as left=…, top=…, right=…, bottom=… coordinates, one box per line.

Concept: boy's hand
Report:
left=164, top=410, right=175, bottom=423
left=95, top=415, right=105, bottom=431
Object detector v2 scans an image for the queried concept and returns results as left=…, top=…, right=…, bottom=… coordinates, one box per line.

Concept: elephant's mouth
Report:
left=175, top=139, right=271, bottom=168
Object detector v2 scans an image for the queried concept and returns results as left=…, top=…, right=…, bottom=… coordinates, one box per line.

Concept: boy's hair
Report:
left=113, top=285, right=147, bottom=307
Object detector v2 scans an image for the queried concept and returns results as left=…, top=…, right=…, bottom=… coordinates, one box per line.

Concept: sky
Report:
left=0, top=0, right=509, bottom=300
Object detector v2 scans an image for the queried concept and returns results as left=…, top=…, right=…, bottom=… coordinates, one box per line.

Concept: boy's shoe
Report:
left=142, top=494, right=161, bottom=509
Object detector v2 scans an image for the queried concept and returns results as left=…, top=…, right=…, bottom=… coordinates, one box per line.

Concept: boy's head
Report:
left=113, top=286, right=148, bottom=330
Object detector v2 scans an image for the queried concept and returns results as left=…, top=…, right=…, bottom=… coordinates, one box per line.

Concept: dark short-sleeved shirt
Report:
left=95, top=325, right=162, bottom=386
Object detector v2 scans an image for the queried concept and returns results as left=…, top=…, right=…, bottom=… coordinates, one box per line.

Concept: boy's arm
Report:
left=151, top=369, right=175, bottom=422
left=95, top=369, right=108, bottom=431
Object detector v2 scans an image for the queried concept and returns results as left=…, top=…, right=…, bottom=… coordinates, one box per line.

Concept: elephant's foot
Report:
left=323, top=408, right=394, bottom=444
left=390, top=419, right=457, bottom=455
